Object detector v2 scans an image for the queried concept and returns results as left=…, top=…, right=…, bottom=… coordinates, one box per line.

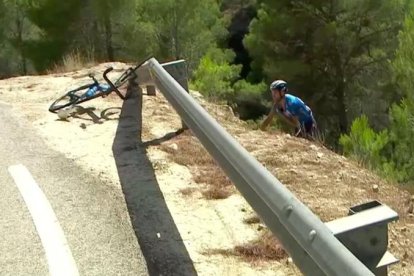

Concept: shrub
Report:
left=339, top=115, right=388, bottom=169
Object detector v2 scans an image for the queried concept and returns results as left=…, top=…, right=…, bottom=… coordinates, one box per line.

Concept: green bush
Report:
left=232, top=79, right=267, bottom=101
left=192, top=48, right=241, bottom=100
left=341, top=100, right=414, bottom=185
left=339, top=115, right=389, bottom=169
left=385, top=99, right=414, bottom=183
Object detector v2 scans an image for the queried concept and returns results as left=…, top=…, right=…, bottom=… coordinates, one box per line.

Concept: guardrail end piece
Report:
left=326, top=200, right=399, bottom=276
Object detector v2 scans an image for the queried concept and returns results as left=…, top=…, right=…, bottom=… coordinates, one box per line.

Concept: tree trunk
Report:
left=336, top=81, right=348, bottom=133
left=172, top=6, right=180, bottom=59
left=15, top=16, right=27, bottom=75
left=104, top=16, right=114, bottom=61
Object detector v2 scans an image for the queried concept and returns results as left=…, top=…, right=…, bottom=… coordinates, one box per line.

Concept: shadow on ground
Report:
left=112, top=81, right=197, bottom=276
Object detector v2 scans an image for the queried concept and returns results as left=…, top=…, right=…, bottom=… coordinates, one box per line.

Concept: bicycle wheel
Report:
left=49, top=93, right=78, bottom=113
left=114, top=68, right=136, bottom=88
left=49, top=84, right=90, bottom=113
left=113, top=57, right=151, bottom=88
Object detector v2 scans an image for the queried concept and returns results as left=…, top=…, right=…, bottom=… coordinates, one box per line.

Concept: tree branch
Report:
left=344, top=25, right=398, bottom=68
left=349, top=57, right=388, bottom=77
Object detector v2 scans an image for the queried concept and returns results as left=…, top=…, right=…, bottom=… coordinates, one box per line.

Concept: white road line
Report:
left=8, top=164, right=79, bottom=276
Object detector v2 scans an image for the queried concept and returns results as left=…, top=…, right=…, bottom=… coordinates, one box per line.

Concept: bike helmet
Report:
left=270, top=80, right=287, bottom=91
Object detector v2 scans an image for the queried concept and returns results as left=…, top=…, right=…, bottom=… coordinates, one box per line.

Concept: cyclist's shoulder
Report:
left=285, top=93, right=304, bottom=105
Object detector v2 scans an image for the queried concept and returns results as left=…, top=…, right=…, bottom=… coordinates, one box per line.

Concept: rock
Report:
left=57, top=109, right=70, bottom=120
left=257, top=224, right=265, bottom=231
left=402, top=261, right=407, bottom=267
left=168, top=143, right=178, bottom=151
left=286, top=257, right=293, bottom=265
left=227, top=106, right=235, bottom=117
left=310, top=144, right=318, bottom=151
left=407, top=204, right=413, bottom=214
left=157, top=233, right=161, bottom=239
left=372, top=185, right=379, bottom=193
left=403, top=251, right=409, bottom=259
left=289, top=169, right=299, bottom=174
left=401, top=227, right=407, bottom=233
left=316, top=152, right=323, bottom=159
left=241, top=208, right=247, bottom=212
left=80, top=123, right=86, bottom=129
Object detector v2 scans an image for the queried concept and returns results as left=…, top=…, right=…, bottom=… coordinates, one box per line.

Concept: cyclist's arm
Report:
left=281, top=111, right=300, bottom=128
left=260, top=108, right=275, bottom=131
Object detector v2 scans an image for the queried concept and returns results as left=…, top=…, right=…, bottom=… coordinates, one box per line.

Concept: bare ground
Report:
left=0, top=62, right=412, bottom=275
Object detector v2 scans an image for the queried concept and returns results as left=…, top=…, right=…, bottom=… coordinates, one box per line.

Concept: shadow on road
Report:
left=141, top=128, right=186, bottom=147
left=56, top=106, right=122, bottom=124
left=112, top=81, right=197, bottom=276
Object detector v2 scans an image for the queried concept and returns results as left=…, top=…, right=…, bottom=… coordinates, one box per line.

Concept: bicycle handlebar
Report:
left=103, top=67, right=126, bottom=100
left=103, top=67, right=114, bottom=76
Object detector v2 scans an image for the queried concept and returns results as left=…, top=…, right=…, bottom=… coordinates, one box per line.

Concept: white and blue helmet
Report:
left=270, top=80, right=287, bottom=91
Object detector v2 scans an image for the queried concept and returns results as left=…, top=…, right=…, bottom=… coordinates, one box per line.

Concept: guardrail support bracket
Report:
left=326, top=200, right=399, bottom=276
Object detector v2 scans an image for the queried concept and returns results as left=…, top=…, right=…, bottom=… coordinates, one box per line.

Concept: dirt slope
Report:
left=0, top=63, right=412, bottom=275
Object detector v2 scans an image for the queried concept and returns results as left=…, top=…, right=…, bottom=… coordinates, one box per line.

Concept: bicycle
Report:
left=48, top=58, right=149, bottom=115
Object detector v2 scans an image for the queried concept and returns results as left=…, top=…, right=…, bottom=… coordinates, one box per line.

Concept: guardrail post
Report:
left=137, top=59, right=189, bottom=129
left=146, top=85, right=156, bottom=96
left=325, top=200, right=399, bottom=276
left=161, top=60, right=189, bottom=130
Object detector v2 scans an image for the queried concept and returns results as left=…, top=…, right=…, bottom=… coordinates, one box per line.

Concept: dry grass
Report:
left=160, top=133, right=234, bottom=200
left=243, top=215, right=261, bottom=225
left=234, top=231, right=287, bottom=262
left=180, top=187, right=198, bottom=196
left=205, top=230, right=287, bottom=263
left=161, top=136, right=215, bottom=167
left=258, top=155, right=284, bottom=167
left=202, top=186, right=233, bottom=200
left=48, top=50, right=96, bottom=74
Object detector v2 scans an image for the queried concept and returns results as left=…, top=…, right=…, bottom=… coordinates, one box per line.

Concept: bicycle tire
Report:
left=113, top=57, right=152, bottom=88
left=114, top=68, right=135, bottom=88
left=49, top=83, right=92, bottom=113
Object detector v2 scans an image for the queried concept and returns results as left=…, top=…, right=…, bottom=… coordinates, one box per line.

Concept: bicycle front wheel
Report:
left=114, top=68, right=135, bottom=88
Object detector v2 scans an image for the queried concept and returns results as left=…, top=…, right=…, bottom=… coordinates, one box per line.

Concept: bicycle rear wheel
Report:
left=49, top=84, right=91, bottom=113
left=49, top=93, right=78, bottom=113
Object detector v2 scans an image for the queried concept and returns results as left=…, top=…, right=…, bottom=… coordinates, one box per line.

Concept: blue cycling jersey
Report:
left=274, top=94, right=313, bottom=124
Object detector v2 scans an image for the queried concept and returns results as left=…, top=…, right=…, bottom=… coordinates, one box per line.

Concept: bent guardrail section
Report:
left=143, top=58, right=374, bottom=276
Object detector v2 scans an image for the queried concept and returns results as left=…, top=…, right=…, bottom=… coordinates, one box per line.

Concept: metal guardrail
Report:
left=143, top=58, right=375, bottom=276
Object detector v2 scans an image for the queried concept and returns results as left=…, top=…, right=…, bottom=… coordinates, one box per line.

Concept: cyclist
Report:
left=260, top=80, right=317, bottom=139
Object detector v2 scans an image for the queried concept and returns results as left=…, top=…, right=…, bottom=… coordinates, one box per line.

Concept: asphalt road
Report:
left=0, top=102, right=148, bottom=276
